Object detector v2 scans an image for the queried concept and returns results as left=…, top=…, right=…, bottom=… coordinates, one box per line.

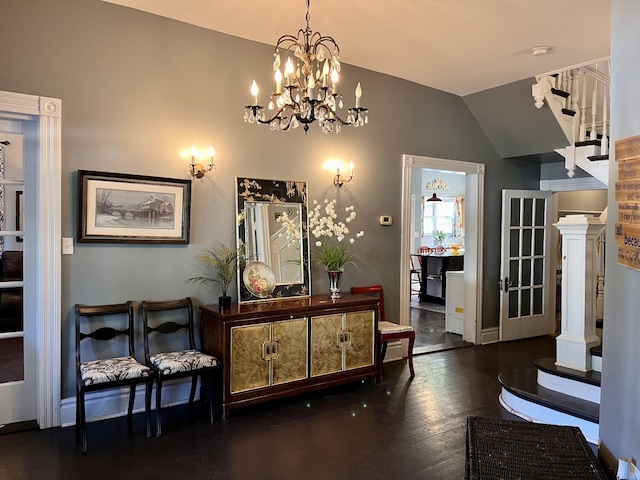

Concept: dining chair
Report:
left=141, top=297, right=220, bottom=437
left=350, top=285, right=415, bottom=382
left=410, top=255, right=422, bottom=298
left=75, top=301, right=154, bottom=453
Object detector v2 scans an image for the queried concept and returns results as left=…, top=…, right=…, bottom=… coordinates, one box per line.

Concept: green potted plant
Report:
left=189, top=241, right=239, bottom=310
left=433, top=230, right=447, bottom=246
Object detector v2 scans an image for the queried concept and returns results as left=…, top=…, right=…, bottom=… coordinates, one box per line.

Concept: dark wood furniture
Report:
left=465, top=416, right=609, bottom=479
left=141, top=297, right=220, bottom=437
left=413, top=253, right=464, bottom=304
left=351, top=285, right=415, bottom=382
left=75, top=301, right=153, bottom=453
left=200, top=294, right=379, bottom=419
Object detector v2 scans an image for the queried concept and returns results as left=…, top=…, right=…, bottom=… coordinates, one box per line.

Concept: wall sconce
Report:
left=185, top=144, right=215, bottom=179
left=334, top=161, right=355, bottom=188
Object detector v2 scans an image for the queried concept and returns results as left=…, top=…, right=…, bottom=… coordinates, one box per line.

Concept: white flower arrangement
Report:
left=309, top=199, right=364, bottom=271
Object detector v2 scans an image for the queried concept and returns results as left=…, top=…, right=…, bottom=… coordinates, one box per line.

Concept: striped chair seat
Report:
left=378, top=320, right=414, bottom=334
left=150, top=349, right=218, bottom=376
left=80, top=356, right=152, bottom=386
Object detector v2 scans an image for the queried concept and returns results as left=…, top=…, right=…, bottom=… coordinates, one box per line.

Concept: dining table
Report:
left=411, top=248, right=464, bottom=304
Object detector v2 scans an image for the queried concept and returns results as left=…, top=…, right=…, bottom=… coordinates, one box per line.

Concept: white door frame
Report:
left=0, top=91, right=62, bottom=428
left=400, top=154, right=485, bottom=345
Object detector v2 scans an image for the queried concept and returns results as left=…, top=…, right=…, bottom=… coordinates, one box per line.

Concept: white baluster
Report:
left=590, top=77, right=598, bottom=141
left=579, top=72, right=587, bottom=142
left=601, top=84, right=609, bottom=155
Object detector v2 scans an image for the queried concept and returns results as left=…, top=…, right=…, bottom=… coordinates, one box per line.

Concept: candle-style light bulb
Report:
left=308, top=75, right=315, bottom=99
left=355, top=82, right=362, bottom=108
left=208, top=146, right=216, bottom=169
left=349, top=161, right=354, bottom=177
left=251, top=80, right=259, bottom=105
left=275, top=68, right=283, bottom=94
left=331, top=68, right=339, bottom=91
left=322, top=59, right=330, bottom=86
left=190, top=144, right=197, bottom=166
left=284, top=57, right=294, bottom=84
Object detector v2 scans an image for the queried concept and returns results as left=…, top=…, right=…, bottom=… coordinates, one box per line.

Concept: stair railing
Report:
left=532, top=58, right=610, bottom=154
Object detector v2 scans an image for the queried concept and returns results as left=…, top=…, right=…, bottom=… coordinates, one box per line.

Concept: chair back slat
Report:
left=142, top=297, right=196, bottom=363
left=350, top=284, right=386, bottom=321
left=80, top=327, right=129, bottom=342
left=150, top=321, right=188, bottom=335
left=75, top=301, right=136, bottom=366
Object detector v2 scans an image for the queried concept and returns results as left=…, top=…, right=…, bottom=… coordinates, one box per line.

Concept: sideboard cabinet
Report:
left=200, top=294, right=379, bottom=419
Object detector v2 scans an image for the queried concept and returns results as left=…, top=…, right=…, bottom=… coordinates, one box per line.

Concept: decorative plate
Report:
left=243, top=261, right=276, bottom=298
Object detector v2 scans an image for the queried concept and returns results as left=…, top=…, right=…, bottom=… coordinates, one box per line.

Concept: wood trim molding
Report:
left=0, top=90, right=62, bottom=428
left=401, top=154, right=485, bottom=345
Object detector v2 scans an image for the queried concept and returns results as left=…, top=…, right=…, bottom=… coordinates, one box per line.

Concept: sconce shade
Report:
left=427, top=192, right=442, bottom=202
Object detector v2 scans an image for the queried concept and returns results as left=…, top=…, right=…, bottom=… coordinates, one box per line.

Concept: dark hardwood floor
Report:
left=410, top=301, right=471, bottom=354
left=0, top=336, right=557, bottom=480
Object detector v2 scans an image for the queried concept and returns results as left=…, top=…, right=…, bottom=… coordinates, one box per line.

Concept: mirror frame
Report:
left=236, top=177, right=310, bottom=302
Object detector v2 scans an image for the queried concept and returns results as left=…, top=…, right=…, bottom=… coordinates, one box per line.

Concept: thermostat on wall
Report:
left=379, top=215, right=393, bottom=226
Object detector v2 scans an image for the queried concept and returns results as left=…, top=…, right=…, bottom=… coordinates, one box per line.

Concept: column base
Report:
left=555, top=334, right=601, bottom=372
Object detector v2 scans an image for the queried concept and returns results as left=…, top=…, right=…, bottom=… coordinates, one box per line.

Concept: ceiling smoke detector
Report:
left=531, top=46, right=550, bottom=56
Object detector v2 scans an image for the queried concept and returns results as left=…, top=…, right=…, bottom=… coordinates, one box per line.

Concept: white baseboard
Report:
left=481, top=327, right=500, bottom=344
left=384, top=340, right=404, bottom=362
left=60, top=378, right=196, bottom=427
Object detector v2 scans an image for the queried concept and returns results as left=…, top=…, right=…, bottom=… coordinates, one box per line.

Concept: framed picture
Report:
left=77, top=170, right=191, bottom=244
left=16, top=190, right=23, bottom=242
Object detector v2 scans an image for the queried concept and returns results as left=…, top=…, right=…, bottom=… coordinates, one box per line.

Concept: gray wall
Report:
left=2, top=0, right=538, bottom=399
left=464, top=78, right=569, bottom=158
left=599, top=0, right=640, bottom=466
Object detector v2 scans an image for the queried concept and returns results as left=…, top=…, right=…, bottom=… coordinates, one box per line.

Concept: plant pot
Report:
left=218, top=296, right=232, bottom=311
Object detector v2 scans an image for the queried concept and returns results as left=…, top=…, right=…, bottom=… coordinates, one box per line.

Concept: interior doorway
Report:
left=0, top=90, right=62, bottom=429
left=400, top=154, right=485, bottom=354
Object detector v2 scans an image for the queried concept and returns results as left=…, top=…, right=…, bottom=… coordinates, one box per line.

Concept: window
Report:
left=422, top=197, right=455, bottom=237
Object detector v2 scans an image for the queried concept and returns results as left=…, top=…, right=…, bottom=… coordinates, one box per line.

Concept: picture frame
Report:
left=16, top=190, right=23, bottom=242
left=77, top=170, right=191, bottom=244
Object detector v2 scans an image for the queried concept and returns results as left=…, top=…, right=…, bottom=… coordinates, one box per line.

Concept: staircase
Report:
left=532, top=57, right=610, bottom=185
left=499, top=213, right=606, bottom=444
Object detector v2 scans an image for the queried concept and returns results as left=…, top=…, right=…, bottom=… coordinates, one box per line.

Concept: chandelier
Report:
left=243, top=0, right=368, bottom=134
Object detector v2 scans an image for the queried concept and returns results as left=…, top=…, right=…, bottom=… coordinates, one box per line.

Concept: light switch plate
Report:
left=62, top=237, right=74, bottom=255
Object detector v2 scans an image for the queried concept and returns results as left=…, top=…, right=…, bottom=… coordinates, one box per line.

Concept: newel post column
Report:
left=554, top=215, right=605, bottom=371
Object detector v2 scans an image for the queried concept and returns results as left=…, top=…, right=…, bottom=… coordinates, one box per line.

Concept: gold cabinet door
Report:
left=230, top=323, right=270, bottom=393
left=272, top=318, right=308, bottom=385
left=310, top=314, right=343, bottom=377
left=344, top=310, right=375, bottom=371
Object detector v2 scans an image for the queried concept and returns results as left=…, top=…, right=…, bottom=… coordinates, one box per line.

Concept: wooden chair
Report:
left=75, top=301, right=153, bottom=454
left=410, top=255, right=422, bottom=297
left=141, top=297, right=219, bottom=437
left=350, top=285, right=415, bottom=382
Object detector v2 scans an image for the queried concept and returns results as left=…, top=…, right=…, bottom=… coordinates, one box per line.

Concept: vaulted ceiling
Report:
left=102, top=0, right=610, bottom=96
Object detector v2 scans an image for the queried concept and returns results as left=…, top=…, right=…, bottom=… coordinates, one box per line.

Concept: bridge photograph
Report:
left=95, top=187, right=176, bottom=230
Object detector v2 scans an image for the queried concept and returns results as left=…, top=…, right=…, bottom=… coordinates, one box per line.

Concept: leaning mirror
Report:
left=236, top=177, right=310, bottom=302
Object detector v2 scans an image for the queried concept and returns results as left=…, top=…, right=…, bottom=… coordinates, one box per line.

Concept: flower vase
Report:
left=327, top=270, right=343, bottom=300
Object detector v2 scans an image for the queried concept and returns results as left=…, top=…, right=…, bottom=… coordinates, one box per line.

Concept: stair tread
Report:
left=588, top=154, right=609, bottom=161
left=551, top=87, right=570, bottom=98
left=591, top=345, right=602, bottom=357
left=562, top=108, right=576, bottom=116
left=576, top=139, right=602, bottom=147
left=499, top=366, right=600, bottom=424
left=535, top=358, right=601, bottom=387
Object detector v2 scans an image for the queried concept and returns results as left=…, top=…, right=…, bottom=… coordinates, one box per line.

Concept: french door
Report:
left=0, top=132, right=36, bottom=425
left=499, top=190, right=556, bottom=341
